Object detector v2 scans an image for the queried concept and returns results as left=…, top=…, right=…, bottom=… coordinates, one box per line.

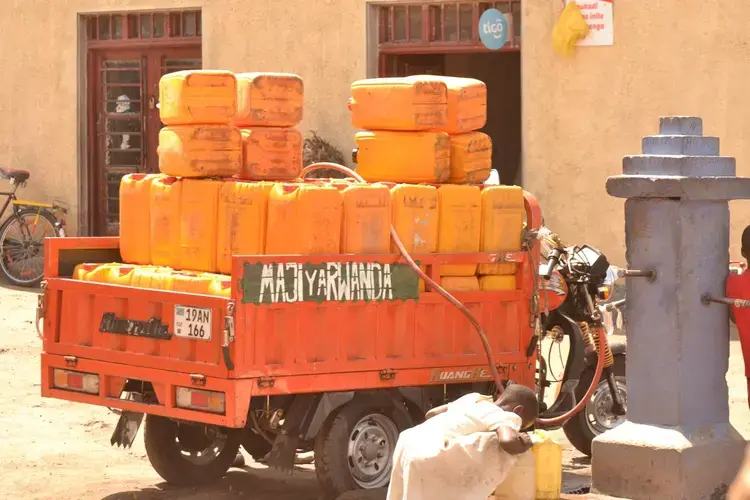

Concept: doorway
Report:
left=84, top=11, right=202, bottom=236
left=377, top=1, right=522, bottom=186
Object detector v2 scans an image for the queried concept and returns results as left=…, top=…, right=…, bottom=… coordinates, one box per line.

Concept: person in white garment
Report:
left=386, top=384, right=539, bottom=500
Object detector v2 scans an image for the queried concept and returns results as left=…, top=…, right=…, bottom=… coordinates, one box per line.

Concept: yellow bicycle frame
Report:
left=12, top=199, right=57, bottom=226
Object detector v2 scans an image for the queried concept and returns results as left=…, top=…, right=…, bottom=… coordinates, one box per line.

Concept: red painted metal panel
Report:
left=42, top=354, right=252, bottom=427
left=231, top=260, right=531, bottom=379
left=44, top=278, right=230, bottom=378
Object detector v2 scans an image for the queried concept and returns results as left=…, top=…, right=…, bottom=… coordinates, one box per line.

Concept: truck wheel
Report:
left=314, top=397, right=411, bottom=498
left=563, top=353, right=627, bottom=456
left=144, top=415, right=241, bottom=486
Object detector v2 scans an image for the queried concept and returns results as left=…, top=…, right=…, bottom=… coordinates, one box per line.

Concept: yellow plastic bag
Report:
left=552, top=1, right=590, bottom=56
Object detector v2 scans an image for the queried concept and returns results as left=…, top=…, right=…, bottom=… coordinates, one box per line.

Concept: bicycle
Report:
left=0, top=168, right=67, bottom=287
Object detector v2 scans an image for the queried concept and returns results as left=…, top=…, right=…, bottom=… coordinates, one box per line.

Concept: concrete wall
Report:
left=3, top=0, right=750, bottom=263
left=0, top=0, right=369, bottom=236
left=522, top=0, right=750, bottom=263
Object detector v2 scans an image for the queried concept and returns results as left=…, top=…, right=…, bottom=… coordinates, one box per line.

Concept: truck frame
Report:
left=39, top=191, right=542, bottom=498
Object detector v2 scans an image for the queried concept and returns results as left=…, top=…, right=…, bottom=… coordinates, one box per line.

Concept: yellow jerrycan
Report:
left=491, top=429, right=562, bottom=500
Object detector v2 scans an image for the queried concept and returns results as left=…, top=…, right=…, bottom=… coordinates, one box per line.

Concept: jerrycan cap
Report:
left=352, top=148, right=359, bottom=164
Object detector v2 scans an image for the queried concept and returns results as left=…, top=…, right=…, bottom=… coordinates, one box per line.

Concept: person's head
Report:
left=742, top=226, right=750, bottom=263
left=496, top=384, right=539, bottom=430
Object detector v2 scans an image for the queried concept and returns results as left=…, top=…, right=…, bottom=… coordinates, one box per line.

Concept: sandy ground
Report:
left=1, top=284, right=748, bottom=500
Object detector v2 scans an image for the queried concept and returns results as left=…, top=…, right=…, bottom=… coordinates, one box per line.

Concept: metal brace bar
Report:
left=701, top=294, right=750, bottom=308
left=620, top=269, right=657, bottom=281
left=222, top=300, right=236, bottom=371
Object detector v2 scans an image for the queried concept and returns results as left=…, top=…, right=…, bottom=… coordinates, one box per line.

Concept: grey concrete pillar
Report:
left=592, top=117, right=750, bottom=499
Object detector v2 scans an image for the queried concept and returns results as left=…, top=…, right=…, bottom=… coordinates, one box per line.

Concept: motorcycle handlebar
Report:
left=540, top=248, right=563, bottom=280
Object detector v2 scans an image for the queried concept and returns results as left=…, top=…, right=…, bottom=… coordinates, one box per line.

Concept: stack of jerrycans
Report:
left=155, top=69, right=242, bottom=278
left=222, top=72, right=304, bottom=273
left=348, top=75, right=521, bottom=293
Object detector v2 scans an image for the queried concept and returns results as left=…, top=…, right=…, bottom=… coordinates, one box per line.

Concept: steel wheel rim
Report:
left=584, top=375, right=627, bottom=435
left=0, top=214, right=54, bottom=285
left=347, top=413, right=399, bottom=489
left=176, top=426, right=228, bottom=466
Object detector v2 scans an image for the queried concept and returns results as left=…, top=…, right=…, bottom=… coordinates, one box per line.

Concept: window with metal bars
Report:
left=85, top=10, right=201, bottom=45
left=379, top=1, right=521, bottom=53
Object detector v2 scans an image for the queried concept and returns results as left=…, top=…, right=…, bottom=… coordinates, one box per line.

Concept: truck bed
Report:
left=40, top=193, right=542, bottom=427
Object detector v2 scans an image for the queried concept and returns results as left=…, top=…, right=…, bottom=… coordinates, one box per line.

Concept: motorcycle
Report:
left=534, top=228, right=627, bottom=456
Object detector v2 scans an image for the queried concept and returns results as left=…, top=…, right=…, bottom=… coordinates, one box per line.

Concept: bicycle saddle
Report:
left=0, top=168, right=30, bottom=183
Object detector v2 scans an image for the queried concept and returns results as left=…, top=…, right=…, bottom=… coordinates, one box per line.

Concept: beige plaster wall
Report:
left=522, top=0, right=750, bottom=263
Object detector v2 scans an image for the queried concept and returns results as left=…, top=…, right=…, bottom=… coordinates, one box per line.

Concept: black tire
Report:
left=314, top=396, right=412, bottom=499
left=563, top=353, right=627, bottom=456
left=241, top=427, right=274, bottom=460
left=0, top=208, right=60, bottom=287
left=143, top=415, right=242, bottom=486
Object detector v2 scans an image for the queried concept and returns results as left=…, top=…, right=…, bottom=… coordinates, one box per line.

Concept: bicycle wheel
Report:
left=0, top=208, right=60, bottom=287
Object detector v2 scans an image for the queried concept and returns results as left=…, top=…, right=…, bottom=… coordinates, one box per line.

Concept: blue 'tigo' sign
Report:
left=479, top=8, right=509, bottom=50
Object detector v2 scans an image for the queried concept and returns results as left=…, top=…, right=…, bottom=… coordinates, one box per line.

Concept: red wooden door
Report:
left=90, top=47, right=201, bottom=236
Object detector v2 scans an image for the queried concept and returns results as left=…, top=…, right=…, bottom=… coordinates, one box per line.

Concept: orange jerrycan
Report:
left=216, top=181, right=273, bottom=274
left=390, top=184, right=439, bottom=291
left=76, top=263, right=135, bottom=285
left=266, top=183, right=343, bottom=255
left=158, top=125, right=242, bottom=178
left=72, top=263, right=98, bottom=280
left=437, top=185, right=481, bottom=276
left=389, top=184, right=439, bottom=254
left=479, top=186, right=524, bottom=275
left=179, top=179, right=222, bottom=273
left=171, top=271, right=216, bottom=295
left=73, top=263, right=116, bottom=281
left=240, top=127, right=302, bottom=181
left=234, top=72, right=304, bottom=127
left=449, top=132, right=493, bottom=184
left=208, top=274, right=232, bottom=298
left=335, top=183, right=391, bottom=254
left=434, top=76, right=487, bottom=134
left=159, top=70, right=237, bottom=125
left=150, top=176, right=182, bottom=268
left=349, top=76, right=448, bottom=131
left=119, top=173, right=162, bottom=265
left=107, top=264, right=137, bottom=286
left=131, top=266, right=173, bottom=290
left=479, top=275, right=517, bottom=291
left=440, top=276, right=480, bottom=292
left=353, top=131, right=451, bottom=183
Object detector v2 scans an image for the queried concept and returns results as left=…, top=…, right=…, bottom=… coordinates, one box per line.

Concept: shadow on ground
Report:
left=99, top=466, right=593, bottom=500
left=100, top=467, right=322, bottom=500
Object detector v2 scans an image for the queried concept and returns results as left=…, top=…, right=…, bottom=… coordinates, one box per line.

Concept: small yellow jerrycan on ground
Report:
left=533, top=430, right=563, bottom=499
left=490, top=430, right=562, bottom=500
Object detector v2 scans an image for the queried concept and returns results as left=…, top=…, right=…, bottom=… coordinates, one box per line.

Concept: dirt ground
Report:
left=2, top=284, right=749, bottom=500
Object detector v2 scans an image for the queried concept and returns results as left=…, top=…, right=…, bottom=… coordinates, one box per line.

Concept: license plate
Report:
left=174, top=305, right=212, bottom=341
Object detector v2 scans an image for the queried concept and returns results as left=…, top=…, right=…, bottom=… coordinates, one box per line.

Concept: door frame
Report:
left=86, top=46, right=202, bottom=236
left=78, top=10, right=202, bottom=236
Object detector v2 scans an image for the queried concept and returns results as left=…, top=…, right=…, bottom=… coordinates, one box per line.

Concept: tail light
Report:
left=53, top=369, right=99, bottom=395
left=175, top=387, right=225, bottom=414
